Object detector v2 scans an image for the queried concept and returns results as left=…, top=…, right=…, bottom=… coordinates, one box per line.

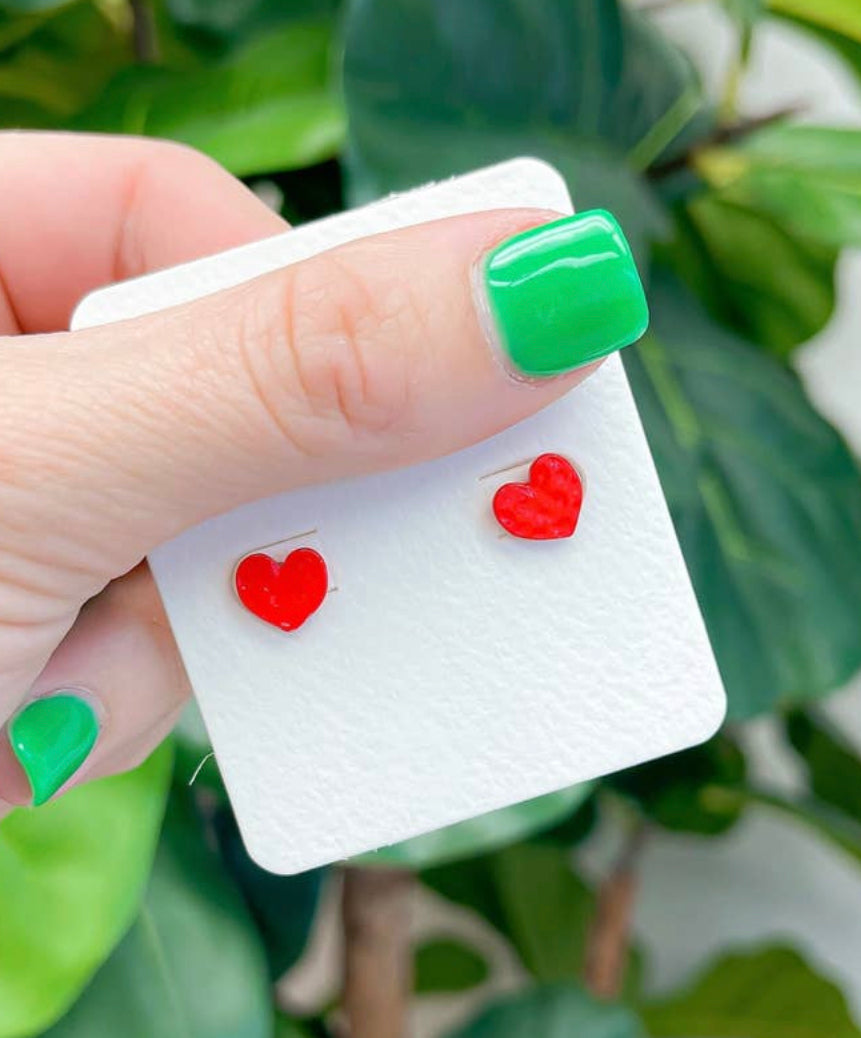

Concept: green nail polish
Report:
left=9, top=694, right=98, bottom=806
left=482, top=210, right=649, bottom=377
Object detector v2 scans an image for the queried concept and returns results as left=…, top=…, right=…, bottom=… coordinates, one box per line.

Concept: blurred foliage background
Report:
left=3, top=0, right=861, bottom=1035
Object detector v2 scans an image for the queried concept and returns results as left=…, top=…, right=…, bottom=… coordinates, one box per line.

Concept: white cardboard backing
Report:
left=73, top=159, right=725, bottom=874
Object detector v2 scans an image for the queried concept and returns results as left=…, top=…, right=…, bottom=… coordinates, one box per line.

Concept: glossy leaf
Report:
left=0, top=745, right=172, bottom=1037
left=608, top=735, right=747, bottom=835
left=214, top=807, right=325, bottom=979
left=363, top=784, right=592, bottom=869
left=625, top=270, right=861, bottom=718
left=447, top=985, right=645, bottom=1038
left=415, top=938, right=489, bottom=994
left=44, top=788, right=271, bottom=1038
left=342, top=0, right=690, bottom=257
left=424, top=842, right=595, bottom=982
left=642, top=946, right=861, bottom=1037
left=73, top=21, right=345, bottom=176
left=666, top=193, right=836, bottom=356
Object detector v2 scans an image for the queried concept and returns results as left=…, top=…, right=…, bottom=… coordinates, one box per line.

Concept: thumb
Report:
left=3, top=208, right=647, bottom=582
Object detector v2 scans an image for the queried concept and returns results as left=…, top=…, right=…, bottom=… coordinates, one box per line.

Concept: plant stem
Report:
left=647, top=105, right=800, bottom=180
left=129, top=0, right=159, bottom=63
left=341, top=866, right=413, bottom=1038
left=583, top=822, right=648, bottom=999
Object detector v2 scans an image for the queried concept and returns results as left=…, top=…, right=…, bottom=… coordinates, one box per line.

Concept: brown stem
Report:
left=129, top=0, right=159, bottom=63
left=647, top=104, right=802, bottom=181
left=341, top=866, right=413, bottom=1038
left=582, top=823, right=648, bottom=1000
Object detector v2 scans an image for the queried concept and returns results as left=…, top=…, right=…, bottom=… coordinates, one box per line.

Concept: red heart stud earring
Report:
left=492, top=453, right=583, bottom=540
left=235, top=547, right=328, bottom=631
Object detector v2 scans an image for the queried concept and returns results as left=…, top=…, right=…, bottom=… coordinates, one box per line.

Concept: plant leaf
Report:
left=697, top=125, right=861, bottom=251
left=43, top=786, right=271, bottom=1038
left=0, top=0, right=127, bottom=120
left=342, top=0, right=691, bottom=257
left=625, top=269, right=861, bottom=718
left=642, top=946, right=861, bottom=1037
left=0, top=744, right=172, bottom=1037
left=608, top=734, right=747, bottom=835
left=275, top=1015, right=313, bottom=1038
left=164, top=0, right=341, bottom=49
left=786, top=709, right=861, bottom=821
left=424, top=842, right=595, bottom=983
left=213, top=806, right=325, bottom=979
left=72, top=21, right=345, bottom=176
left=664, top=192, right=836, bottom=356
left=0, top=0, right=73, bottom=13
left=768, top=0, right=861, bottom=40
left=362, top=784, right=592, bottom=869
left=447, top=984, right=646, bottom=1038
left=767, top=0, right=861, bottom=82
left=415, top=938, right=490, bottom=994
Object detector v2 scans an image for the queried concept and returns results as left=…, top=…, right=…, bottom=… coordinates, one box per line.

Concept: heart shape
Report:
left=492, top=453, right=583, bottom=540
left=235, top=547, right=328, bottom=631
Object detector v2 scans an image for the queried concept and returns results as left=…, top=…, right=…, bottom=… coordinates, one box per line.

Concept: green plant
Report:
left=2, top=0, right=861, bottom=1034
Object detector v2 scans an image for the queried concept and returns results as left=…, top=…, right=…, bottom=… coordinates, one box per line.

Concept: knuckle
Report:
left=245, top=251, right=420, bottom=453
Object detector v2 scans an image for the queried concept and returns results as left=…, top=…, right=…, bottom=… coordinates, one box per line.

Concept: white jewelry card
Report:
left=73, top=159, right=725, bottom=874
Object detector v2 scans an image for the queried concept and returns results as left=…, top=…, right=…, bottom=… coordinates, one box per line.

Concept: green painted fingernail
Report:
left=482, top=210, right=649, bottom=377
left=9, top=694, right=98, bottom=806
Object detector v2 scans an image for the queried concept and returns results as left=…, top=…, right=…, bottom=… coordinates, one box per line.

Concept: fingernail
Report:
left=481, top=210, right=649, bottom=378
left=8, top=693, right=99, bottom=806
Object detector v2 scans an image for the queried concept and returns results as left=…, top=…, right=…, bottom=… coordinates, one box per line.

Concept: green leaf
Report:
left=44, top=787, right=271, bottom=1038
left=274, top=1016, right=313, bottom=1038
left=415, top=938, right=489, bottom=994
left=642, top=946, right=861, bottom=1037
left=73, top=21, right=345, bottom=176
left=447, top=984, right=646, bottom=1038
left=666, top=193, right=836, bottom=356
left=424, top=843, right=594, bottom=983
left=213, top=806, right=324, bottom=979
left=767, top=0, right=861, bottom=82
left=164, top=0, right=341, bottom=48
left=342, top=0, right=692, bottom=256
left=0, top=7, right=58, bottom=51
left=0, top=0, right=71, bottom=12
left=0, top=1, right=128, bottom=120
left=0, top=744, right=172, bottom=1037
left=786, top=709, right=861, bottom=821
left=768, top=0, right=861, bottom=40
left=362, top=784, right=592, bottom=869
left=608, top=734, right=747, bottom=835
left=625, top=269, right=861, bottom=718
left=698, top=125, right=861, bottom=252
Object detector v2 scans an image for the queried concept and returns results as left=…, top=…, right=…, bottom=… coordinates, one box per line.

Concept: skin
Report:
left=0, top=132, right=600, bottom=813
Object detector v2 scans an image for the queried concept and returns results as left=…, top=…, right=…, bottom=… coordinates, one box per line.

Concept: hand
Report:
left=0, top=133, right=616, bottom=811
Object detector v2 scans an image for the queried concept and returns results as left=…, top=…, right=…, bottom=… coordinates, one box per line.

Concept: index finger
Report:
left=0, top=132, right=285, bottom=335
